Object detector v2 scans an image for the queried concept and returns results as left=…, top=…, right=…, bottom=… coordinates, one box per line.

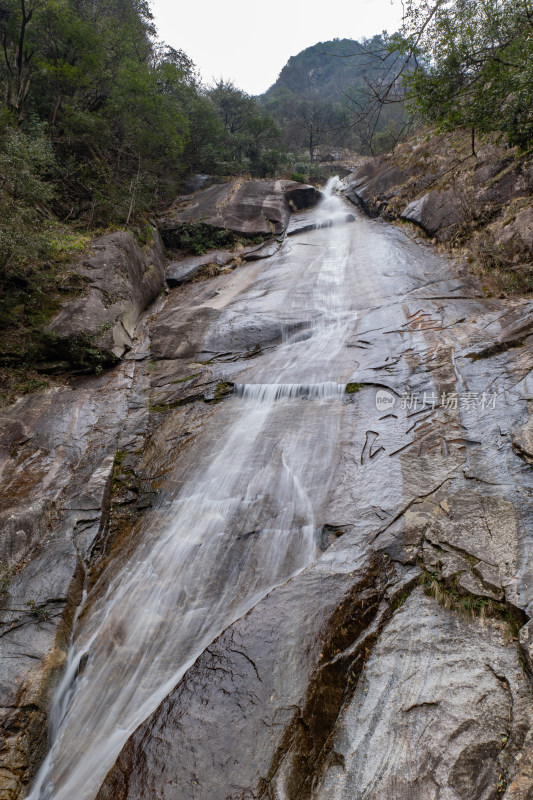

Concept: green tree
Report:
left=261, top=36, right=413, bottom=156
left=208, top=80, right=284, bottom=175
left=392, top=0, right=533, bottom=150
left=0, top=112, right=55, bottom=278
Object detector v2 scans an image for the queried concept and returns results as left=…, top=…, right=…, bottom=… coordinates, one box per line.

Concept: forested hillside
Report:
left=0, top=0, right=285, bottom=400
left=0, top=0, right=283, bottom=269
left=260, top=36, right=410, bottom=161
left=394, top=0, right=533, bottom=152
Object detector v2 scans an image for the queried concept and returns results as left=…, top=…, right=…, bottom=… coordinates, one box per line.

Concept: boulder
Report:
left=46, top=228, right=165, bottom=364
left=242, top=240, right=279, bottom=261
left=400, top=190, right=464, bottom=239
left=165, top=241, right=279, bottom=287
left=160, top=179, right=321, bottom=240
left=495, top=206, right=533, bottom=254
left=345, top=158, right=410, bottom=215
left=166, top=251, right=235, bottom=287
left=282, top=179, right=323, bottom=211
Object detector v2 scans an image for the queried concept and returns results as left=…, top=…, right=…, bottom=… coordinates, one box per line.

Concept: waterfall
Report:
left=27, top=178, right=358, bottom=800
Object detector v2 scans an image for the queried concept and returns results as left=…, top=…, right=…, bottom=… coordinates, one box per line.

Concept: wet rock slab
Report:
left=314, top=590, right=532, bottom=800
left=165, top=241, right=279, bottom=287
left=4, top=197, right=533, bottom=800
left=96, top=554, right=392, bottom=800
left=160, top=179, right=322, bottom=238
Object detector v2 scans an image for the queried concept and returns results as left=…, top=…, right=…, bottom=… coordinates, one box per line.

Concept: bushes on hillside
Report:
left=393, top=0, right=533, bottom=151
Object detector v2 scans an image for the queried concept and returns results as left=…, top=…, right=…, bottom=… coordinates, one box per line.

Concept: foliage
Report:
left=163, top=222, right=238, bottom=255
left=207, top=80, right=286, bottom=176
left=0, top=0, right=289, bottom=403
left=261, top=37, right=412, bottom=157
left=162, top=221, right=265, bottom=256
left=392, top=0, right=533, bottom=150
left=0, top=1, right=285, bottom=238
left=0, top=113, right=56, bottom=278
left=419, top=570, right=522, bottom=636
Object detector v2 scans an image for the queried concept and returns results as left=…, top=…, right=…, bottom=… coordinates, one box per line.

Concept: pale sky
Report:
left=150, top=0, right=405, bottom=95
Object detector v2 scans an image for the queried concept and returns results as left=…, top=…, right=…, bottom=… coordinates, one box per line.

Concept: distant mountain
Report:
left=260, top=36, right=409, bottom=159
left=264, top=37, right=384, bottom=101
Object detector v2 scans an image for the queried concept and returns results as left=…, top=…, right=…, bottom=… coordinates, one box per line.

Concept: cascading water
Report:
left=28, top=176, right=358, bottom=800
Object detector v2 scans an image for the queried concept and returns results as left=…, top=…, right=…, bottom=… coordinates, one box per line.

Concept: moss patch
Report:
left=161, top=221, right=265, bottom=256
left=419, top=570, right=523, bottom=637
left=345, top=382, right=363, bottom=394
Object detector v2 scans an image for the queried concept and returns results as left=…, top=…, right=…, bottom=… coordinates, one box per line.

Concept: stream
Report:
left=28, top=178, right=363, bottom=800
left=24, top=175, right=533, bottom=800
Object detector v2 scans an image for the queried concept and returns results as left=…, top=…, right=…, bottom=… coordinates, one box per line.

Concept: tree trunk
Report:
left=2, top=0, right=35, bottom=121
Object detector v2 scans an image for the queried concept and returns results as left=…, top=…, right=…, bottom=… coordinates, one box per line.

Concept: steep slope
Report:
left=2, top=184, right=533, bottom=800
left=344, top=128, right=533, bottom=295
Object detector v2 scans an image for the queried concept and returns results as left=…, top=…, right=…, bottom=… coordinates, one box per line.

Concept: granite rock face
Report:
left=96, top=207, right=533, bottom=800
left=0, top=358, right=148, bottom=796
left=313, top=589, right=532, bottom=800
left=165, top=241, right=279, bottom=287
left=46, top=228, right=165, bottom=363
left=400, top=190, right=464, bottom=238
left=343, top=130, right=533, bottom=289
left=159, top=179, right=322, bottom=240
left=3, top=192, right=533, bottom=800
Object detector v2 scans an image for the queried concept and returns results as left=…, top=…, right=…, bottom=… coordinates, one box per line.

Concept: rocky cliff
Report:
left=344, top=129, right=533, bottom=296
left=1, top=177, right=533, bottom=800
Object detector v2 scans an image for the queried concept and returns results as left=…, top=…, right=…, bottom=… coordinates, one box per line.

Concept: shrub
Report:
left=0, top=116, right=56, bottom=283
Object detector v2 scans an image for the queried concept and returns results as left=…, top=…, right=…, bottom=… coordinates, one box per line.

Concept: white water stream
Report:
left=28, top=177, right=358, bottom=800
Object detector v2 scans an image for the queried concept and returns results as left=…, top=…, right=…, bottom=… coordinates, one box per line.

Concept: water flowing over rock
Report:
left=343, top=131, right=533, bottom=288
left=2, top=177, right=533, bottom=800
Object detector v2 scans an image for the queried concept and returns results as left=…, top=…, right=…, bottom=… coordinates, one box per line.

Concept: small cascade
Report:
left=234, top=381, right=347, bottom=402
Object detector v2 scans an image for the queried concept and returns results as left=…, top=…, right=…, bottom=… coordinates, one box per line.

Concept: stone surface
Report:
left=3, top=191, right=533, bottom=800
left=47, top=228, right=165, bottom=362
left=165, top=250, right=236, bottom=287
left=344, top=156, right=409, bottom=215
left=94, top=204, right=533, bottom=800
left=165, top=241, right=278, bottom=287
left=313, top=589, right=532, bottom=800
left=400, top=190, right=464, bottom=238
left=0, top=314, right=157, bottom=797
left=287, top=213, right=356, bottom=237
left=160, top=179, right=321, bottom=239
left=96, top=556, right=392, bottom=800
left=343, top=130, right=532, bottom=283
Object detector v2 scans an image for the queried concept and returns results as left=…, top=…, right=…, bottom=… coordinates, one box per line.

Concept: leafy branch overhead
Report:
left=391, top=0, right=533, bottom=151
